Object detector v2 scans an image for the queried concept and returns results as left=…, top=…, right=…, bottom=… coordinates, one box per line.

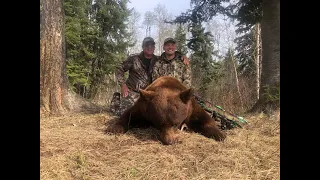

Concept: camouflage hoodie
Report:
left=152, top=51, right=192, bottom=88
left=116, top=51, right=158, bottom=92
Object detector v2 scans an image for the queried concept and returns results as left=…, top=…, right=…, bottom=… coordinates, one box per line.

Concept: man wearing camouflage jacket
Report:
left=152, top=37, right=192, bottom=88
left=110, top=37, right=158, bottom=116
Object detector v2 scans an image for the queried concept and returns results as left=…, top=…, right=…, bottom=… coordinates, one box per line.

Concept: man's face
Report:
left=143, top=42, right=155, bottom=56
left=163, top=42, right=176, bottom=56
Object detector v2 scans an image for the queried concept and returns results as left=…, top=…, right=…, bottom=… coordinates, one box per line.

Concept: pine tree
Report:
left=64, top=0, right=92, bottom=96
left=234, top=26, right=256, bottom=77
left=188, top=22, right=219, bottom=95
left=63, top=0, right=133, bottom=100
left=174, top=24, right=188, bottom=55
left=88, top=0, right=133, bottom=100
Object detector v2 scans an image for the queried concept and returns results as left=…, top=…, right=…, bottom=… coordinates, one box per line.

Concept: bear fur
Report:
left=107, top=76, right=226, bottom=145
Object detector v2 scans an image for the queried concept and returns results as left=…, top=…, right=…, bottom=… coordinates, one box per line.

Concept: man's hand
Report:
left=182, top=55, right=190, bottom=66
left=121, top=83, right=129, bottom=97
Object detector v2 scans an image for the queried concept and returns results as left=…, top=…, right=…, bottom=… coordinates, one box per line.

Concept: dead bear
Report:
left=107, top=76, right=226, bottom=145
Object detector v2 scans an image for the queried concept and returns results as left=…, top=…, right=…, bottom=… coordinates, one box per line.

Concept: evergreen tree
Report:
left=174, top=24, right=188, bottom=55
left=234, top=27, right=256, bottom=77
left=64, top=0, right=92, bottom=95
left=234, top=0, right=262, bottom=77
left=88, top=0, right=133, bottom=99
left=63, top=0, right=133, bottom=99
left=236, top=0, right=262, bottom=32
left=188, top=22, right=220, bottom=94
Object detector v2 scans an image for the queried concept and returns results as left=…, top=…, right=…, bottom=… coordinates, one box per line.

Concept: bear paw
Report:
left=213, top=131, right=226, bottom=142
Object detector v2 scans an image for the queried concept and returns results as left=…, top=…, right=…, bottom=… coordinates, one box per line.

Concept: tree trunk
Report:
left=158, top=30, right=161, bottom=55
left=40, top=0, right=68, bottom=115
left=255, top=23, right=262, bottom=101
left=231, top=50, right=244, bottom=111
left=40, top=0, right=101, bottom=117
left=249, top=0, right=280, bottom=114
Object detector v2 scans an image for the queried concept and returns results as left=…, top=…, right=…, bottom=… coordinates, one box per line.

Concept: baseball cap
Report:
left=142, top=37, right=155, bottom=47
left=163, top=37, right=176, bottom=45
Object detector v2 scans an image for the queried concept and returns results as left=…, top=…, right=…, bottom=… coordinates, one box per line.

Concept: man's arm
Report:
left=175, top=52, right=191, bottom=87
left=182, top=63, right=192, bottom=88
left=116, top=56, right=134, bottom=97
left=116, top=56, right=133, bottom=85
left=182, top=55, right=190, bottom=66
left=152, top=61, right=161, bottom=82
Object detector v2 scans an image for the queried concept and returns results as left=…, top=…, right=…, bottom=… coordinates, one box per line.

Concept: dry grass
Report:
left=40, top=110, right=280, bottom=180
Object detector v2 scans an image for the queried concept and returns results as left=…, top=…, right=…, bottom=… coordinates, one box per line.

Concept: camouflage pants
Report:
left=109, top=90, right=140, bottom=117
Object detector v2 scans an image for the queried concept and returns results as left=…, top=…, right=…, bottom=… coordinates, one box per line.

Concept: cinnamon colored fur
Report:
left=107, top=76, right=226, bottom=145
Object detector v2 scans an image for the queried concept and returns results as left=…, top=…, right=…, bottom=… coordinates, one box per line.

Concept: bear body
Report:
left=108, top=76, right=226, bottom=145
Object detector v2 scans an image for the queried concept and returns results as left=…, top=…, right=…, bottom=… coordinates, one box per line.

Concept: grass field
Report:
left=40, top=110, right=280, bottom=180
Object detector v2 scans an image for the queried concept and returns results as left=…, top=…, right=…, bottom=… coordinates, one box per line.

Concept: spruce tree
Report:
left=188, top=22, right=219, bottom=94
left=174, top=24, right=188, bottom=55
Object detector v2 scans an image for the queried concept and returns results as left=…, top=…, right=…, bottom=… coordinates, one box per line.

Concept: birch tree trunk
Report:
left=231, top=50, right=244, bottom=111
left=255, top=23, right=262, bottom=101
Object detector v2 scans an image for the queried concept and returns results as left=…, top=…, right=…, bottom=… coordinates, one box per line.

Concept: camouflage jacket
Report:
left=116, top=51, right=158, bottom=92
left=152, top=51, right=192, bottom=88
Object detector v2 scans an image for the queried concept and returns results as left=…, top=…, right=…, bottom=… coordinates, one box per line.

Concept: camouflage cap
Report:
left=163, top=37, right=176, bottom=45
left=142, top=37, right=155, bottom=47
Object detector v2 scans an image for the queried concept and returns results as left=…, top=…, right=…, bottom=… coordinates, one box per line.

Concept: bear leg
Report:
left=107, top=108, right=131, bottom=134
left=188, top=108, right=226, bottom=141
left=107, top=104, right=152, bottom=134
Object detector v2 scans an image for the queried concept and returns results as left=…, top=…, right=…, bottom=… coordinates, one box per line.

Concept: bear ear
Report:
left=180, top=88, right=194, bottom=104
left=139, top=89, right=155, bottom=101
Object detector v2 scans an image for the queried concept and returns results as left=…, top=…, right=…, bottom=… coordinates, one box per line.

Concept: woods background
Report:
left=40, top=0, right=279, bottom=116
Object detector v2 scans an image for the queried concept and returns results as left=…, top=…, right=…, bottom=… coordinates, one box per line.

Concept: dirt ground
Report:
left=40, top=110, right=280, bottom=180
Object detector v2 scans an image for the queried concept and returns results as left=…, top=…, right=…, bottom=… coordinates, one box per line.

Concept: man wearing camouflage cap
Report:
left=110, top=37, right=158, bottom=116
left=152, top=37, right=192, bottom=88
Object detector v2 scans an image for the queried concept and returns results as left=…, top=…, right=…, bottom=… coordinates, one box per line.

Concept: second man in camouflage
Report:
left=152, top=37, right=192, bottom=88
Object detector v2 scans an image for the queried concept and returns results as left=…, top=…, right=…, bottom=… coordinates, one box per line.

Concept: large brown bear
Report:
left=107, top=76, right=226, bottom=145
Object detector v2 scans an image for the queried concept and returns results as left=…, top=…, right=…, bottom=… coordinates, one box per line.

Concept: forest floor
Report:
left=40, top=109, right=280, bottom=180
